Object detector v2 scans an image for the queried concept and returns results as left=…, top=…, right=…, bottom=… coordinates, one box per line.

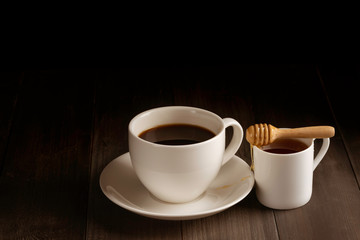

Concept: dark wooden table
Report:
left=1, top=65, right=359, bottom=239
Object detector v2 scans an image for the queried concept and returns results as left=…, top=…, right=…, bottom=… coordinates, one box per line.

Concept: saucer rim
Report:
left=100, top=152, right=254, bottom=220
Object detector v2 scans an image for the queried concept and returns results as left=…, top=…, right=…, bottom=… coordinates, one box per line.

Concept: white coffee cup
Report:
left=128, top=106, right=243, bottom=203
left=253, top=137, right=330, bottom=209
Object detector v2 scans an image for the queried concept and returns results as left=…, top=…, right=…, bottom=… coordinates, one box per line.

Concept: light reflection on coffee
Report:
left=139, top=124, right=215, bottom=145
left=261, top=139, right=309, bottom=154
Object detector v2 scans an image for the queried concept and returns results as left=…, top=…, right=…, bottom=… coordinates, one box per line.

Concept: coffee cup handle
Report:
left=222, top=118, right=243, bottom=165
left=313, top=138, right=330, bottom=171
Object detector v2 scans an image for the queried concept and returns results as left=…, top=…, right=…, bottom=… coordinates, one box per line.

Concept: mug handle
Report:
left=222, top=118, right=243, bottom=165
left=313, top=138, right=330, bottom=171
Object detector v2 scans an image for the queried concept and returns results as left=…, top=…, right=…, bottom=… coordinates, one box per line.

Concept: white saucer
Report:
left=100, top=152, right=254, bottom=220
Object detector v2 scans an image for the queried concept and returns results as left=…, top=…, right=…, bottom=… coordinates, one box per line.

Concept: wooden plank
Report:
left=0, top=66, right=356, bottom=239
left=317, top=64, right=360, bottom=186
left=274, top=138, right=360, bottom=239
left=173, top=65, right=279, bottom=240
left=0, top=72, right=22, bottom=170
left=245, top=64, right=360, bottom=239
left=0, top=70, right=94, bottom=239
left=86, top=69, right=182, bottom=239
left=177, top=64, right=360, bottom=239
left=181, top=192, right=278, bottom=240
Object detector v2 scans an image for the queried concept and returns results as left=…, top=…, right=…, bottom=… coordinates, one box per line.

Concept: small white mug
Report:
left=128, top=106, right=243, bottom=203
left=253, top=137, right=330, bottom=209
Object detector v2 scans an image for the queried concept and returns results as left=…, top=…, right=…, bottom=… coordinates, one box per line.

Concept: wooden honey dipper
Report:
left=246, top=124, right=335, bottom=146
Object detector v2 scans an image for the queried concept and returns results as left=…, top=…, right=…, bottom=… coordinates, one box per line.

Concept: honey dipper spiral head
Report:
left=246, top=123, right=275, bottom=146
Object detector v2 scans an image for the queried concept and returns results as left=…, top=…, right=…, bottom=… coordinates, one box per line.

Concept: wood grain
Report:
left=173, top=66, right=278, bottom=240
left=317, top=64, right=360, bottom=187
left=0, top=70, right=94, bottom=239
left=0, top=72, right=21, bottom=171
left=86, top=69, right=181, bottom=240
left=248, top=65, right=360, bottom=240
left=0, top=65, right=359, bottom=239
left=275, top=139, right=360, bottom=239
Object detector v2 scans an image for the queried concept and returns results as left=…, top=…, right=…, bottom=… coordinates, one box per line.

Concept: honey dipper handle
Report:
left=277, top=126, right=335, bottom=139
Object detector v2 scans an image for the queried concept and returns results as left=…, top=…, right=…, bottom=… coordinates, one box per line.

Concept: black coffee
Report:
left=262, top=139, right=309, bottom=154
left=264, top=148, right=300, bottom=154
left=139, top=124, right=216, bottom=145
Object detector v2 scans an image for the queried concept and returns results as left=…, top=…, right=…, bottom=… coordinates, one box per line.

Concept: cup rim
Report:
left=129, top=106, right=225, bottom=148
left=253, top=138, right=314, bottom=156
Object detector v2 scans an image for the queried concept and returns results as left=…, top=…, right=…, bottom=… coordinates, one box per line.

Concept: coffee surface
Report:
left=264, top=148, right=300, bottom=154
left=261, top=139, right=309, bottom=154
left=139, top=124, right=215, bottom=145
